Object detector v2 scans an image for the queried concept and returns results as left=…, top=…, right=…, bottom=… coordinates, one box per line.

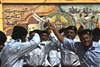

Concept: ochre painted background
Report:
left=0, top=0, right=100, bottom=31
left=0, top=0, right=100, bottom=41
left=1, top=0, right=100, bottom=3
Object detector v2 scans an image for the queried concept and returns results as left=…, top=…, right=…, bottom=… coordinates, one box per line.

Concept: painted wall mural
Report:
left=2, top=4, right=100, bottom=38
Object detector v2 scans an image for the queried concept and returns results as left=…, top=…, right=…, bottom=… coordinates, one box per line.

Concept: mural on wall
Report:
left=2, top=4, right=100, bottom=37
left=2, top=5, right=56, bottom=36
left=59, top=4, right=100, bottom=31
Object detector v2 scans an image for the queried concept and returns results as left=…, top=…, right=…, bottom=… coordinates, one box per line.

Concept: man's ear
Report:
left=21, top=36, right=26, bottom=42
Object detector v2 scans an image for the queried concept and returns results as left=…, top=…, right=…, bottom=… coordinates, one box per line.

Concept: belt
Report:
left=23, top=65, right=44, bottom=67
left=35, top=65, right=44, bottom=67
left=44, top=65, right=59, bottom=67
left=23, top=65, right=34, bottom=67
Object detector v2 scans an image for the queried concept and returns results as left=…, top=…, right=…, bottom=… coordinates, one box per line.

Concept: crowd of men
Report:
left=0, top=21, right=100, bottom=67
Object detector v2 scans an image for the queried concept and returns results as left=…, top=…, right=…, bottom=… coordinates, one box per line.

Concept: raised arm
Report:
left=45, top=22, right=64, bottom=44
left=44, top=22, right=76, bottom=52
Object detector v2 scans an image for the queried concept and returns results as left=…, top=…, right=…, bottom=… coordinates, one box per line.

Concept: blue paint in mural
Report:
left=58, top=4, right=100, bottom=30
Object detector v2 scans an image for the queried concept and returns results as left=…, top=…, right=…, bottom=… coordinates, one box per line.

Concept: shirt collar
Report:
left=10, top=39, right=21, bottom=43
left=88, top=42, right=99, bottom=50
left=92, top=41, right=99, bottom=47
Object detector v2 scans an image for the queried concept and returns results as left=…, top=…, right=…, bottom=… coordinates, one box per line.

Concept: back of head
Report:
left=33, top=29, right=41, bottom=36
left=59, top=28, right=66, bottom=34
left=11, top=26, right=27, bottom=40
left=65, top=26, right=77, bottom=33
left=0, top=31, right=7, bottom=43
left=92, top=28, right=100, bottom=42
left=92, top=28, right=100, bottom=35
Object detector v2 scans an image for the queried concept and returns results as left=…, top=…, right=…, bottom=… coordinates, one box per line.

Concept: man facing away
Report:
left=92, top=27, right=100, bottom=42
left=0, top=31, right=7, bottom=65
left=1, top=26, right=40, bottom=67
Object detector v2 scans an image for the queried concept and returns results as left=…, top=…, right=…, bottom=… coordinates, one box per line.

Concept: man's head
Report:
left=40, top=30, right=49, bottom=41
left=59, top=28, right=66, bottom=34
left=92, top=28, right=100, bottom=42
left=28, top=31, right=35, bottom=40
left=33, top=29, right=41, bottom=36
left=78, top=29, right=92, bottom=47
left=64, top=26, right=77, bottom=40
left=11, top=26, right=27, bottom=41
left=0, top=31, right=7, bottom=51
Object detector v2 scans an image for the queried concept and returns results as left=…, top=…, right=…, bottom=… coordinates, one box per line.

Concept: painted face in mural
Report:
left=82, top=16, right=90, bottom=25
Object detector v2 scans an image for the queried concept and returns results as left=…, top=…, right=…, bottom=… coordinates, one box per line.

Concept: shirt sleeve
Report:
left=63, top=38, right=76, bottom=52
left=49, top=33, right=62, bottom=48
left=44, top=41, right=54, bottom=54
left=49, top=32, right=76, bottom=53
left=9, top=33, right=40, bottom=57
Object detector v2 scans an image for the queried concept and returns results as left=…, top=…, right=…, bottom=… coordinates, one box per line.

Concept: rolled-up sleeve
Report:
left=63, top=38, right=76, bottom=52
left=9, top=33, right=40, bottom=57
left=49, top=33, right=76, bottom=52
left=49, top=33, right=61, bottom=48
left=30, top=33, right=40, bottom=45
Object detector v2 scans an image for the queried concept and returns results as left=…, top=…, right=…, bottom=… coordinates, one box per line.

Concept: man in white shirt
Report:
left=0, top=31, right=7, bottom=66
left=23, top=30, right=51, bottom=67
left=1, top=26, right=40, bottom=67
left=40, top=30, right=61, bottom=67
left=60, top=26, right=80, bottom=67
left=23, top=30, right=60, bottom=67
left=45, top=22, right=100, bottom=67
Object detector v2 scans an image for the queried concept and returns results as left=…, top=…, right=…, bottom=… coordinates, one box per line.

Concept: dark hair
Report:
left=59, top=28, right=66, bottom=34
left=0, top=31, right=7, bottom=43
left=11, top=26, right=27, bottom=40
left=65, top=26, right=77, bottom=33
left=41, top=30, right=49, bottom=35
left=29, top=31, right=33, bottom=35
left=92, top=28, right=100, bottom=35
left=78, top=29, right=92, bottom=37
left=33, top=29, right=41, bottom=36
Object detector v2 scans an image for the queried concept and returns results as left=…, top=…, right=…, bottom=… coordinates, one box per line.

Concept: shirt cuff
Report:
left=49, top=32, right=55, bottom=38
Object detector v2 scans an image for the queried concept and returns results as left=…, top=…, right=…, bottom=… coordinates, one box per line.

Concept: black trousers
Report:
left=23, top=65, right=34, bottom=67
left=23, top=65, right=44, bottom=67
left=44, top=66, right=59, bottom=67
left=35, top=66, right=44, bottom=67
left=61, top=65, right=81, bottom=67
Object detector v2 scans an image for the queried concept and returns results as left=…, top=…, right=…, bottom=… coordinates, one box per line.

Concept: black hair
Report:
left=11, top=26, right=27, bottom=40
left=41, top=30, right=49, bottom=35
left=33, top=29, right=41, bottom=36
left=59, top=28, right=66, bottom=34
left=78, top=29, right=92, bottom=37
left=0, top=31, right=7, bottom=43
left=92, top=28, right=100, bottom=35
left=65, top=26, right=77, bottom=33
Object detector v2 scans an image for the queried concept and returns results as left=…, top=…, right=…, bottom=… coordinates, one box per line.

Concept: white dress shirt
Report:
left=48, top=47, right=61, bottom=67
left=24, top=41, right=54, bottom=66
left=1, top=33, right=40, bottom=67
left=49, top=33, right=80, bottom=66
left=49, top=32, right=100, bottom=67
